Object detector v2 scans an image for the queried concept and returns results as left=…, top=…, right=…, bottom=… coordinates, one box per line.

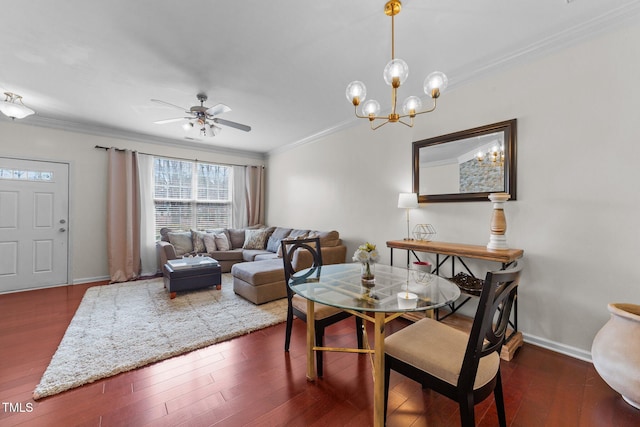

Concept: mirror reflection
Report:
left=413, top=119, right=517, bottom=203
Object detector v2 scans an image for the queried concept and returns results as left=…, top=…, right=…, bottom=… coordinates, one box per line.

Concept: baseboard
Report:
left=73, top=275, right=110, bottom=285
left=522, top=332, right=593, bottom=363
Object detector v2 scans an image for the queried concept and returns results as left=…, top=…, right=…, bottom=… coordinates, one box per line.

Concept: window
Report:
left=153, top=157, right=232, bottom=236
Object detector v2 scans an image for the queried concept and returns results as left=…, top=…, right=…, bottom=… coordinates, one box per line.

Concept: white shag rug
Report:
left=33, top=274, right=287, bottom=400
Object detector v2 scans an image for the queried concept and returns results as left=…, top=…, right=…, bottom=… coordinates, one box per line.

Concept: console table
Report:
left=386, top=239, right=524, bottom=360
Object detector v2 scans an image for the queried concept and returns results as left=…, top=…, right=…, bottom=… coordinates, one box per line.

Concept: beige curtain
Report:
left=107, top=149, right=141, bottom=283
left=245, top=166, right=265, bottom=226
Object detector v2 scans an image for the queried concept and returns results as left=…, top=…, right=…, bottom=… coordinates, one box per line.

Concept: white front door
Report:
left=0, top=158, right=69, bottom=292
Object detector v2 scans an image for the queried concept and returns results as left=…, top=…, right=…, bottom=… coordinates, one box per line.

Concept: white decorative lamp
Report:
left=487, top=192, right=510, bottom=250
left=0, top=92, right=35, bottom=119
left=398, top=192, right=418, bottom=240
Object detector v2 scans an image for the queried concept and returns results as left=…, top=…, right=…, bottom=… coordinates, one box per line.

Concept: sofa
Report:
left=156, top=226, right=347, bottom=304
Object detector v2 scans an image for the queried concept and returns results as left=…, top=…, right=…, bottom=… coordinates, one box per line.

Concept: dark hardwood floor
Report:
left=1, top=281, right=638, bottom=426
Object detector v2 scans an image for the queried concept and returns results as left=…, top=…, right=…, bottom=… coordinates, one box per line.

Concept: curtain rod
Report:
left=94, top=145, right=264, bottom=168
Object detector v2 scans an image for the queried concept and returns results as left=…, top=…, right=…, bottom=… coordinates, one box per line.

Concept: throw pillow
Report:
left=242, top=229, right=269, bottom=250
left=227, top=228, right=246, bottom=249
left=167, top=231, right=193, bottom=256
left=203, top=233, right=217, bottom=253
left=214, top=233, right=230, bottom=251
left=191, top=229, right=207, bottom=253
left=308, top=230, right=340, bottom=247
left=159, top=227, right=171, bottom=242
left=266, top=227, right=292, bottom=253
left=277, top=233, right=308, bottom=258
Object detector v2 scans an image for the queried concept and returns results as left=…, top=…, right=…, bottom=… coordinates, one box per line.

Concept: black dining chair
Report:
left=281, top=237, right=363, bottom=377
left=384, top=265, right=522, bottom=426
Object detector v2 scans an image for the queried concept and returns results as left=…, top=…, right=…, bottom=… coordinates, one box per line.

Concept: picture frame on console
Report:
left=413, top=119, right=517, bottom=203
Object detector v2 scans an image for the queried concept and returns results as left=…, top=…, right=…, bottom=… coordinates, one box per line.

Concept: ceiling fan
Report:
left=151, top=93, right=251, bottom=137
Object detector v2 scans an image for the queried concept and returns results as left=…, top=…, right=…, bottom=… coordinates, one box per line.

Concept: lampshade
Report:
left=402, top=96, right=422, bottom=115
left=362, top=99, right=381, bottom=117
left=0, top=92, right=35, bottom=119
left=398, top=192, right=418, bottom=209
left=423, top=71, right=448, bottom=99
left=383, top=58, right=409, bottom=87
left=346, top=81, right=367, bottom=105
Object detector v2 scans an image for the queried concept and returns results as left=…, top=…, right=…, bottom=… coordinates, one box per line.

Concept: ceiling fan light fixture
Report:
left=210, top=124, right=222, bottom=136
left=1, top=92, right=35, bottom=119
left=152, top=94, right=251, bottom=134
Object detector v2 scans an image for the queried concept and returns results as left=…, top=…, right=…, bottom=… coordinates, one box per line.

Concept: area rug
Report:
left=33, top=274, right=287, bottom=400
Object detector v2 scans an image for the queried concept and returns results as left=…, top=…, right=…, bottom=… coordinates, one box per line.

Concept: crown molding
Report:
left=269, top=2, right=640, bottom=157
left=4, top=115, right=266, bottom=161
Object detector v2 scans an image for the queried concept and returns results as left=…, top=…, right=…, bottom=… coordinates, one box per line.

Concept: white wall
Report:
left=266, top=21, right=640, bottom=359
left=0, top=122, right=264, bottom=284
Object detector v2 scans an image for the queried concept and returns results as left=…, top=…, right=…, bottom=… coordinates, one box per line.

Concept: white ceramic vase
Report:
left=591, top=303, right=640, bottom=409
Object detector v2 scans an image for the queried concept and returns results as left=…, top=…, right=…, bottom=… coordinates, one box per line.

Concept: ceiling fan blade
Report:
left=154, top=117, right=188, bottom=124
left=213, top=118, right=251, bottom=132
left=151, top=99, right=188, bottom=112
left=206, top=103, right=232, bottom=116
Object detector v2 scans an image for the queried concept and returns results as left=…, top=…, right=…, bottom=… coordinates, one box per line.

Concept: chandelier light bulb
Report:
left=182, top=122, right=193, bottom=131
left=424, top=71, right=448, bottom=98
left=362, top=99, right=381, bottom=117
left=383, top=58, right=409, bottom=88
left=402, top=96, right=422, bottom=116
left=346, top=81, right=367, bottom=106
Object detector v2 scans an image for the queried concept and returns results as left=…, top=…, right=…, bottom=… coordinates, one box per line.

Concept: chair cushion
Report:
left=292, top=294, right=344, bottom=320
left=242, top=249, right=272, bottom=262
left=208, top=248, right=243, bottom=261
left=384, top=318, right=500, bottom=390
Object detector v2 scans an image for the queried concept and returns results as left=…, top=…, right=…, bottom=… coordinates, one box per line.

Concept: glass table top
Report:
left=288, top=263, right=461, bottom=313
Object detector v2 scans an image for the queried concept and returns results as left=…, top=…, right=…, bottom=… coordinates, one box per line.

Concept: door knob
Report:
left=59, top=228, right=66, bottom=232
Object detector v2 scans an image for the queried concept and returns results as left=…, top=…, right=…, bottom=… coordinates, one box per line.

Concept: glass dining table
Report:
left=288, top=263, right=461, bottom=427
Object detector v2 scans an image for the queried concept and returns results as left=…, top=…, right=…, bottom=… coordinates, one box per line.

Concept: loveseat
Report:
left=156, top=226, right=347, bottom=303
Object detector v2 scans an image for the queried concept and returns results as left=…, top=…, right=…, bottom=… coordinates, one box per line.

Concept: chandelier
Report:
left=345, top=0, right=447, bottom=130
left=476, top=144, right=505, bottom=167
left=0, top=92, right=35, bottom=120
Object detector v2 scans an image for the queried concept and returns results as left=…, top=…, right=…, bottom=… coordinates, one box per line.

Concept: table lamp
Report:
left=398, top=192, right=418, bottom=240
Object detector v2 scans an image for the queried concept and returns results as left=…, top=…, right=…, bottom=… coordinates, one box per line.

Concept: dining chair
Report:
left=281, top=237, right=363, bottom=377
left=384, top=265, right=522, bottom=426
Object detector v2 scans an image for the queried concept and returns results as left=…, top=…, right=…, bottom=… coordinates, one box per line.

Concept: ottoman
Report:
left=231, top=258, right=287, bottom=304
left=163, top=257, right=222, bottom=299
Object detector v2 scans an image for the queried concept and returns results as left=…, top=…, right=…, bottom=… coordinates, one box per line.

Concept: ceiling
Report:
left=2, top=0, right=639, bottom=156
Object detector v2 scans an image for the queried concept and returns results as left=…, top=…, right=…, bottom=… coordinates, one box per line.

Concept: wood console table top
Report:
left=386, top=240, right=524, bottom=263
